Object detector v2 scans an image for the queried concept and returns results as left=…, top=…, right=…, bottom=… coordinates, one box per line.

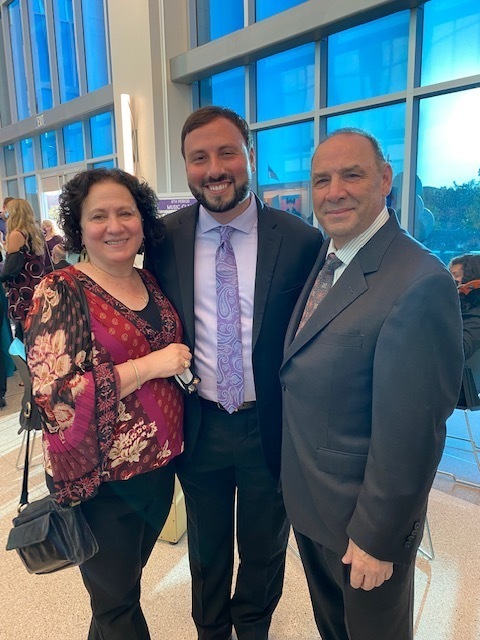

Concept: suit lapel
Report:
left=170, top=207, right=198, bottom=346
left=253, top=203, right=282, bottom=349
left=283, top=211, right=401, bottom=363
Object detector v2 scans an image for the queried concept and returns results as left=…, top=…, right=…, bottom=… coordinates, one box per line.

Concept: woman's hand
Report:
left=116, top=343, right=192, bottom=399
left=142, top=343, right=192, bottom=380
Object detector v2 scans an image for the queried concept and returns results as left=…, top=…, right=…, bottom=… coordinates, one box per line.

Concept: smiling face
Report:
left=80, top=180, right=143, bottom=272
left=311, top=133, right=392, bottom=249
left=183, top=117, right=255, bottom=223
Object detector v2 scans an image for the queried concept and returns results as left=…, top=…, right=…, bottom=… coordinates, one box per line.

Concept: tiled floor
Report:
left=0, top=373, right=479, bottom=639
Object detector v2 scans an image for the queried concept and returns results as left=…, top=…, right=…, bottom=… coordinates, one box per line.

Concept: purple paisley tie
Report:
left=216, top=225, right=244, bottom=413
left=296, top=252, right=343, bottom=334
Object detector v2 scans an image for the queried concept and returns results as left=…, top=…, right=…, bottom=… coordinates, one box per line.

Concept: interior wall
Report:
left=107, top=0, right=192, bottom=194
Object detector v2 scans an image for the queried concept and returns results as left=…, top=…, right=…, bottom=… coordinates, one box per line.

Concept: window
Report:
left=416, top=89, right=480, bottom=264
left=4, top=144, right=17, bottom=176
left=257, top=44, right=315, bottom=121
left=28, top=0, right=53, bottom=112
left=63, top=121, right=84, bottom=163
left=199, top=68, right=245, bottom=117
left=40, top=131, right=58, bottom=168
left=53, top=0, right=80, bottom=102
left=196, top=0, right=243, bottom=45
left=256, top=0, right=307, bottom=22
left=256, top=121, right=315, bottom=224
left=422, top=0, right=480, bottom=86
left=326, top=104, right=406, bottom=182
left=21, top=138, right=35, bottom=173
left=24, top=175, right=40, bottom=218
left=328, top=12, right=409, bottom=106
left=90, top=111, right=114, bottom=157
left=9, top=0, right=30, bottom=120
left=82, top=0, right=109, bottom=91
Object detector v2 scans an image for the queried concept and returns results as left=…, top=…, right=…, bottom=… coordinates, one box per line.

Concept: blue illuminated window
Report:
left=9, top=0, right=30, bottom=120
left=40, top=131, right=58, bottom=168
left=90, top=112, right=114, bottom=157
left=256, top=0, right=307, bottom=22
left=256, top=121, right=314, bottom=224
left=91, top=160, right=115, bottom=169
left=28, top=0, right=53, bottom=112
left=24, top=176, right=40, bottom=218
left=4, top=145, right=17, bottom=176
left=422, top=0, right=480, bottom=86
left=417, top=89, right=480, bottom=263
left=197, top=0, right=243, bottom=45
left=21, top=139, right=35, bottom=173
left=82, top=0, right=109, bottom=91
left=257, top=44, right=315, bottom=121
left=63, top=122, right=84, bottom=163
left=54, top=0, right=80, bottom=102
left=199, top=68, right=245, bottom=117
left=326, top=104, right=406, bottom=182
left=328, top=12, right=409, bottom=106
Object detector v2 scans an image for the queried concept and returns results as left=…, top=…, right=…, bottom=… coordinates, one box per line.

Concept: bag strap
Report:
left=19, top=430, right=31, bottom=510
left=17, top=271, right=92, bottom=508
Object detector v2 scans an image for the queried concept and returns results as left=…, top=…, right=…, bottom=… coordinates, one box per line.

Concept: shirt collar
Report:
left=327, top=206, right=390, bottom=265
left=197, top=192, right=257, bottom=235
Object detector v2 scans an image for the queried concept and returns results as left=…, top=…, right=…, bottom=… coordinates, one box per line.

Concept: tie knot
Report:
left=218, top=225, right=234, bottom=243
left=325, top=252, right=342, bottom=272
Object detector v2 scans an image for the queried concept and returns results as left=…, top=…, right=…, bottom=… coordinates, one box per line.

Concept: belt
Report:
left=199, top=397, right=256, bottom=412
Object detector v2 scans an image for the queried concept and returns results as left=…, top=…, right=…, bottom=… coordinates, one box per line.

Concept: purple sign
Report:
left=157, top=195, right=197, bottom=217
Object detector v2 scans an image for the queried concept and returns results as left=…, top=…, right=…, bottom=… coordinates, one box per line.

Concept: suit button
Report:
left=407, top=535, right=415, bottom=542
left=411, top=530, right=418, bottom=538
left=413, top=522, right=420, bottom=530
left=404, top=541, right=413, bottom=549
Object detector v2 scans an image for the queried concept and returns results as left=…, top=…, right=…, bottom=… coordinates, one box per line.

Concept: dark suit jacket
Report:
left=145, top=196, right=322, bottom=479
left=280, top=211, right=464, bottom=564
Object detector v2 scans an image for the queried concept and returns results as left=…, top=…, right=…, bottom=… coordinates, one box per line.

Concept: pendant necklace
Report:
left=90, top=263, right=148, bottom=303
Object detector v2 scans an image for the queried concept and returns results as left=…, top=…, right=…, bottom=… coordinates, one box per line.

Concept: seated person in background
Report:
left=449, top=254, right=480, bottom=359
left=51, top=243, right=70, bottom=269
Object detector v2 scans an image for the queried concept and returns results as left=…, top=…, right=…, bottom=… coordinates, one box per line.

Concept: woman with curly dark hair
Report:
left=25, top=168, right=191, bottom=639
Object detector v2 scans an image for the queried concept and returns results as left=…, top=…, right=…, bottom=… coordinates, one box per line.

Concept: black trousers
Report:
left=179, top=403, right=289, bottom=640
left=78, top=465, right=175, bottom=640
left=295, top=530, right=415, bottom=640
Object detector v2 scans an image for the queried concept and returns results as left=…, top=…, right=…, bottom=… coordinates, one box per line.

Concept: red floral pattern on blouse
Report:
left=25, top=266, right=184, bottom=505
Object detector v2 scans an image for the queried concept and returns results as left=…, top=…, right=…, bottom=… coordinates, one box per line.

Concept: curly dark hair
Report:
left=58, top=168, right=163, bottom=253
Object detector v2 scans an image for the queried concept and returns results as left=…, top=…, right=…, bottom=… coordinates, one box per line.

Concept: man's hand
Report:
left=341, top=539, right=393, bottom=590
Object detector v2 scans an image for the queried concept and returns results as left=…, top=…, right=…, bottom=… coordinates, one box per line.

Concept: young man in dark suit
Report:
left=280, top=128, right=464, bottom=640
left=145, top=106, right=322, bottom=640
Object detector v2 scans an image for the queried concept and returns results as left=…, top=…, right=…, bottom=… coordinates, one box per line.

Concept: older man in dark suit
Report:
left=280, top=128, right=464, bottom=640
left=145, top=106, right=322, bottom=640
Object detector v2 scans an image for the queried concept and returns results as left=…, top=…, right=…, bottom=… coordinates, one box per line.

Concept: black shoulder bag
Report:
left=5, top=273, right=99, bottom=574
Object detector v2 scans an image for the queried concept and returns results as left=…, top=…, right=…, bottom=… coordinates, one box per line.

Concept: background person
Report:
left=145, top=106, right=322, bottom=640
left=41, top=218, right=64, bottom=272
left=280, top=128, right=464, bottom=640
left=0, top=198, right=46, bottom=341
left=449, top=253, right=480, bottom=352
left=51, top=243, right=70, bottom=269
left=25, top=168, right=191, bottom=640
